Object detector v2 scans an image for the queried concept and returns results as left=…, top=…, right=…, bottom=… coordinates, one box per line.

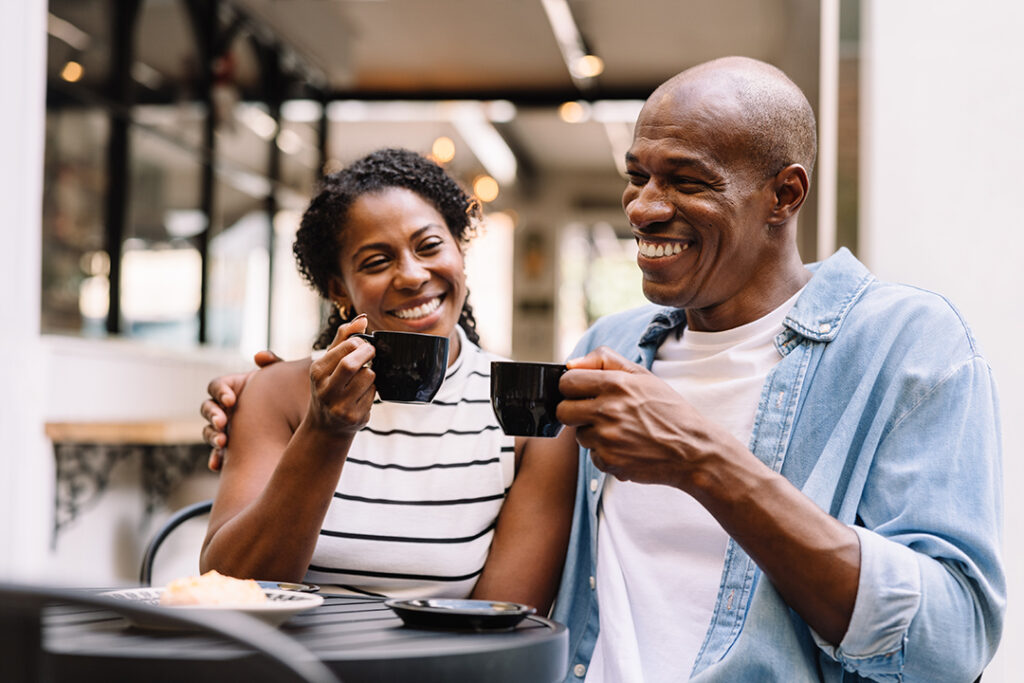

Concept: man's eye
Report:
left=626, top=172, right=647, bottom=186
left=674, top=177, right=708, bottom=191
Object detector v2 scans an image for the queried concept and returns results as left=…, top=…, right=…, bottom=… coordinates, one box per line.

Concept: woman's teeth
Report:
left=392, top=297, right=442, bottom=320
left=638, top=240, right=689, bottom=258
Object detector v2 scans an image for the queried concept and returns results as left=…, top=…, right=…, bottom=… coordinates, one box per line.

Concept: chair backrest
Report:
left=140, top=498, right=214, bottom=586
left=0, top=582, right=339, bottom=683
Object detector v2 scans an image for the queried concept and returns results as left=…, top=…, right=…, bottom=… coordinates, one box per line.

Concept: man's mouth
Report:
left=390, top=295, right=444, bottom=320
left=637, top=239, right=692, bottom=259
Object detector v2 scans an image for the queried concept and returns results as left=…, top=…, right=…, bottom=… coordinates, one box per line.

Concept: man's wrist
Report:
left=683, top=434, right=774, bottom=511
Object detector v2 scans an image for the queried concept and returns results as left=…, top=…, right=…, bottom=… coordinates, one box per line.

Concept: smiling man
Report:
left=199, top=56, right=1005, bottom=683
left=551, top=56, right=1004, bottom=682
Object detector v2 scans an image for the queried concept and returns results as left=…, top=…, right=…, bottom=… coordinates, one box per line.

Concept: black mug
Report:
left=355, top=331, right=449, bottom=403
left=490, top=361, right=567, bottom=437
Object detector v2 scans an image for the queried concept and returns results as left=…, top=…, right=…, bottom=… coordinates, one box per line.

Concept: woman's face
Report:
left=328, top=187, right=467, bottom=353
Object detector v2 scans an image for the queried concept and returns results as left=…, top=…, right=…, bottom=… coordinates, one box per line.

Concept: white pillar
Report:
left=860, top=2, right=1024, bottom=680
left=816, top=0, right=839, bottom=261
left=0, top=0, right=51, bottom=579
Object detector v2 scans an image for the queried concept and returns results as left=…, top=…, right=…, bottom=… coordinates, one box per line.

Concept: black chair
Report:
left=0, top=582, right=340, bottom=683
left=140, top=498, right=214, bottom=586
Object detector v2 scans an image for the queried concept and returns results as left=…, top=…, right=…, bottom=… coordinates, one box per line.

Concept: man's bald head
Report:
left=648, top=56, right=817, bottom=180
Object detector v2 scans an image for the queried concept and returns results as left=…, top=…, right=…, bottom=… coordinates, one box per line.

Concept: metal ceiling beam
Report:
left=321, top=86, right=660, bottom=108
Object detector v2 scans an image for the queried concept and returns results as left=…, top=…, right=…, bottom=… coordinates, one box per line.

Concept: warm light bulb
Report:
left=572, top=54, right=604, bottom=79
left=432, top=136, right=456, bottom=163
left=558, top=101, right=590, bottom=124
left=473, top=175, right=500, bottom=203
left=61, top=60, right=84, bottom=82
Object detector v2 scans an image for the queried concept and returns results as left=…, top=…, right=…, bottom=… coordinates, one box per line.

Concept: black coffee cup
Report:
left=490, top=361, right=567, bottom=437
left=354, top=331, right=449, bottom=403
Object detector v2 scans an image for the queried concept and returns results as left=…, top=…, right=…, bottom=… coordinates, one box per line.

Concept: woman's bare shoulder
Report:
left=238, top=357, right=313, bottom=430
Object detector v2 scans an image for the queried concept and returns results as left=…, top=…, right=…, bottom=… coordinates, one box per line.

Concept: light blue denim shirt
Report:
left=552, top=248, right=1004, bottom=682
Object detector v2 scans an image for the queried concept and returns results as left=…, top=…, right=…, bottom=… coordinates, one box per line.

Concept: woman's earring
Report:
left=335, top=302, right=349, bottom=319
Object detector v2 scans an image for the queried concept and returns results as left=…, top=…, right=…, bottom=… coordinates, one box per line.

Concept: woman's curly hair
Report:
left=293, top=148, right=482, bottom=349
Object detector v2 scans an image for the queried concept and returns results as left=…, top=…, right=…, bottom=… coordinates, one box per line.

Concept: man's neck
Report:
left=685, top=263, right=812, bottom=332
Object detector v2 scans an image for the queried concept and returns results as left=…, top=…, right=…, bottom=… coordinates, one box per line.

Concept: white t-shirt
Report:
left=585, top=291, right=800, bottom=683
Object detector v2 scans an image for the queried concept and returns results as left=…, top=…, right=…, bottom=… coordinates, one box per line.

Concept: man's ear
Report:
left=767, top=164, right=809, bottom=227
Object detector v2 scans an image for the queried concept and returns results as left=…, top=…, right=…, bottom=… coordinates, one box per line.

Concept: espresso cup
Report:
left=354, top=331, right=449, bottom=403
left=490, top=361, right=567, bottom=437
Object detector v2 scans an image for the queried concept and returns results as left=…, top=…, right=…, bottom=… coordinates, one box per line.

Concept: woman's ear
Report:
left=327, top=277, right=351, bottom=313
left=767, top=164, right=809, bottom=227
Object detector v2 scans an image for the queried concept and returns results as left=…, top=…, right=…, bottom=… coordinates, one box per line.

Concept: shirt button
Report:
left=589, top=576, right=596, bottom=590
left=818, top=322, right=831, bottom=333
left=590, top=478, right=598, bottom=493
left=574, top=663, right=587, bottom=677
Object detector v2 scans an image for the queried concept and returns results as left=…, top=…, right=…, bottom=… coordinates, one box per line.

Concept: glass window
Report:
left=205, top=171, right=272, bottom=352
left=269, top=207, right=322, bottom=360
left=119, top=124, right=203, bottom=346
left=279, top=116, right=321, bottom=200
left=40, top=108, right=110, bottom=335
left=42, top=0, right=113, bottom=335
left=557, top=221, right=646, bottom=361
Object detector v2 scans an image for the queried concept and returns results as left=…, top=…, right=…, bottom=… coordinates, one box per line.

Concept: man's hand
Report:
left=202, top=350, right=283, bottom=472
left=560, top=346, right=861, bottom=645
left=557, top=346, right=732, bottom=491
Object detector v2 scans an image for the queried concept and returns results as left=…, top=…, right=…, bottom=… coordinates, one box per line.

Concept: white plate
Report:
left=100, top=587, right=323, bottom=630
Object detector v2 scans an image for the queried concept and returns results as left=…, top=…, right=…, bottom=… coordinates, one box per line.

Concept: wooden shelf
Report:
left=45, top=419, right=206, bottom=445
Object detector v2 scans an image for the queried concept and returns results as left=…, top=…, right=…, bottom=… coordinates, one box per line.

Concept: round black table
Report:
left=42, top=593, right=568, bottom=683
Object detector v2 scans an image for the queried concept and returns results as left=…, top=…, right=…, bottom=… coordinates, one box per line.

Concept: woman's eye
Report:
left=360, top=255, right=389, bottom=270
left=418, top=238, right=444, bottom=252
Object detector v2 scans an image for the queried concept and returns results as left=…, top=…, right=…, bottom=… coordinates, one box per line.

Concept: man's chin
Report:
left=642, top=280, right=689, bottom=309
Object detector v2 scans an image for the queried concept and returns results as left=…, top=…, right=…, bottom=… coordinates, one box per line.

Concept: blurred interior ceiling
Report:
left=233, top=0, right=788, bottom=99
left=229, top=0, right=802, bottom=189
left=48, top=0, right=819, bottom=214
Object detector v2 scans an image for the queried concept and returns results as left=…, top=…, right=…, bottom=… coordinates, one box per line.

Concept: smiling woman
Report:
left=294, top=149, right=482, bottom=354
left=198, top=148, right=578, bottom=612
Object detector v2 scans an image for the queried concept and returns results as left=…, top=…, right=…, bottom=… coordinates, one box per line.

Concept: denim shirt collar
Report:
left=636, top=247, right=874, bottom=357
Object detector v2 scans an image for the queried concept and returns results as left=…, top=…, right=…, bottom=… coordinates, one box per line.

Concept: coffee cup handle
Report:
left=352, top=332, right=376, bottom=346
left=352, top=333, right=376, bottom=369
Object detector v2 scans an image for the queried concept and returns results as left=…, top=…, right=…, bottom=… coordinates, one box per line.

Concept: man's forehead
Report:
left=625, top=135, right=721, bottom=176
left=642, top=76, right=744, bottom=124
left=628, top=108, right=737, bottom=162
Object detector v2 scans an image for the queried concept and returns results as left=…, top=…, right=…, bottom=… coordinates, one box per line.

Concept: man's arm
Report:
left=558, top=345, right=1004, bottom=679
left=557, top=347, right=860, bottom=644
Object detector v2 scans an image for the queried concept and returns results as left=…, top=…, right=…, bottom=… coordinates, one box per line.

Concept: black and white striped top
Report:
left=303, top=327, right=514, bottom=598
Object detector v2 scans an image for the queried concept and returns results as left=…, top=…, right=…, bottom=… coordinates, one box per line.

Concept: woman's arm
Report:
left=470, top=427, right=579, bottom=614
left=200, top=318, right=376, bottom=582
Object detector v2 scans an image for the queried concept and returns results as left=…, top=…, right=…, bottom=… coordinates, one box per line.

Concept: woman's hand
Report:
left=306, top=314, right=378, bottom=436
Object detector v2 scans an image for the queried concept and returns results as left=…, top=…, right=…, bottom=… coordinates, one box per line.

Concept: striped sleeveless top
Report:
left=303, top=327, right=514, bottom=598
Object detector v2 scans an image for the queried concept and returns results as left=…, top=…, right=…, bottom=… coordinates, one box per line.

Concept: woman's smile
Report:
left=389, top=294, right=444, bottom=320
left=330, top=187, right=467, bottom=353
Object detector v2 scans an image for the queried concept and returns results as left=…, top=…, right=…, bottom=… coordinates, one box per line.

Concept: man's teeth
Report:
left=638, top=241, right=689, bottom=258
left=392, top=297, right=442, bottom=320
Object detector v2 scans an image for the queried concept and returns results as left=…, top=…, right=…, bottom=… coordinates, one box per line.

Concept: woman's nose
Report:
left=393, top=256, right=430, bottom=289
left=624, top=183, right=674, bottom=229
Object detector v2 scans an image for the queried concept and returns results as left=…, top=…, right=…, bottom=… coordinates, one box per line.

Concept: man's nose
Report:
left=624, top=183, right=674, bottom=229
